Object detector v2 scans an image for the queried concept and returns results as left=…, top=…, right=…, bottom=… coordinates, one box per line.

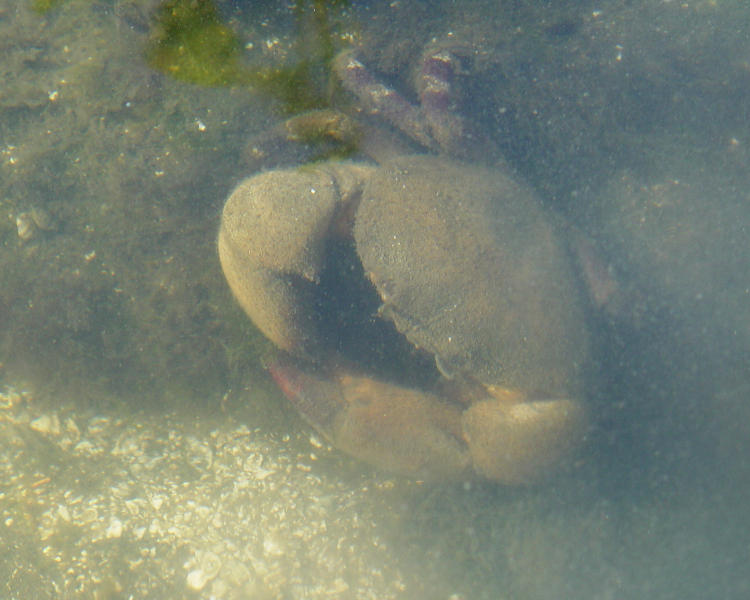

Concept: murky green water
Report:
left=1, top=1, right=749, bottom=598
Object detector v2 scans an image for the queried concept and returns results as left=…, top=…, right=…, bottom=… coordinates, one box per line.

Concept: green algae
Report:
left=146, top=0, right=351, bottom=113
left=146, top=0, right=246, bottom=87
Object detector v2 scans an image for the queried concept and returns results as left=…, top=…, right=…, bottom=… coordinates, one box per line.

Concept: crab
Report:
left=218, top=50, right=599, bottom=484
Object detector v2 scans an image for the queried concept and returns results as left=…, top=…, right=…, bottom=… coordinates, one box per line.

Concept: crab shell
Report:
left=219, top=155, right=590, bottom=483
left=355, top=156, right=589, bottom=398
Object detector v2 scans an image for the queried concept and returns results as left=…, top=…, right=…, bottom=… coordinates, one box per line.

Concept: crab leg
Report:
left=333, top=49, right=501, bottom=164
left=333, top=50, right=437, bottom=152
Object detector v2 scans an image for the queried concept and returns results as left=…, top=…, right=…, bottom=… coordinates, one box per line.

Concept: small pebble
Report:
left=106, top=518, right=123, bottom=538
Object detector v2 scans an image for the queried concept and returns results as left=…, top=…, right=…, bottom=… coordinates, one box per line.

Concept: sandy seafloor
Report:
left=1, top=1, right=750, bottom=598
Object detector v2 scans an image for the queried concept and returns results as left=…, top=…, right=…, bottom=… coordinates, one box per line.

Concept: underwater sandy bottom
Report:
left=2, top=382, right=748, bottom=600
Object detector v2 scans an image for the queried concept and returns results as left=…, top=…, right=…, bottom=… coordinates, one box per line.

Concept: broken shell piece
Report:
left=15, top=207, right=56, bottom=241
left=16, top=212, right=35, bottom=241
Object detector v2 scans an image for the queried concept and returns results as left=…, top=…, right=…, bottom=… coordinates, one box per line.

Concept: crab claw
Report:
left=462, top=393, right=588, bottom=484
left=267, top=356, right=472, bottom=481
left=268, top=356, right=587, bottom=484
left=218, top=162, right=375, bottom=357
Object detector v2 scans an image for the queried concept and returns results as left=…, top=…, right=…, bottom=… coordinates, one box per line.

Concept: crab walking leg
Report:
left=333, top=49, right=501, bottom=164
left=417, top=49, right=501, bottom=162
left=268, top=356, right=472, bottom=481
left=416, top=49, right=464, bottom=153
left=332, top=50, right=437, bottom=152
